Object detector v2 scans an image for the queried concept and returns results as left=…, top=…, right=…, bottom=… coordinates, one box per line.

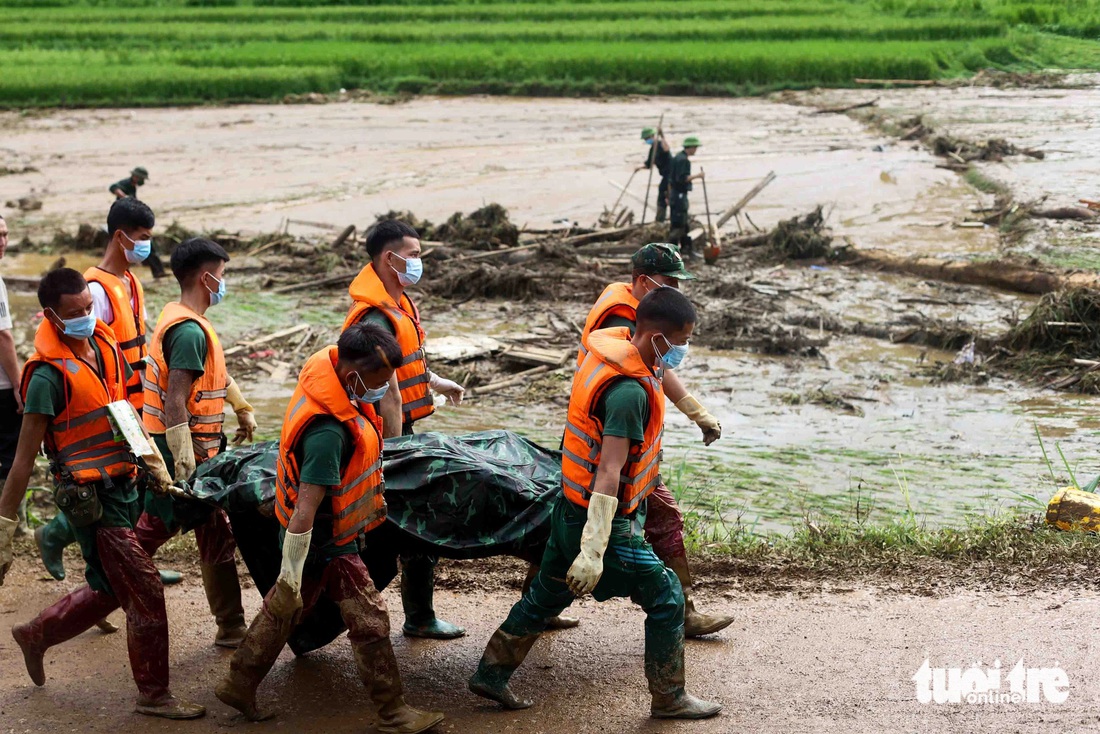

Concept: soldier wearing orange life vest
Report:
left=1, top=269, right=205, bottom=720
left=137, top=238, right=257, bottom=649
left=343, top=219, right=465, bottom=640
left=34, top=198, right=184, bottom=589
left=215, top=324, right=445, bottom=734
left=469, top=287, right=721, bottom=721
left=573, top=243, right=731, bottom=638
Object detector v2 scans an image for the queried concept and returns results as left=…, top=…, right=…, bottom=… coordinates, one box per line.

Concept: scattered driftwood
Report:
left=449, top=242, right=545, bottom=264
left=272, top=270, right=358, bottom=293
left=813, top=98, right=878, bottom=115
left=225, top=323, right=311, bottom=357
left=560, top=225, right=638, bottom=248
left=467, top=365, right=570, bottom=397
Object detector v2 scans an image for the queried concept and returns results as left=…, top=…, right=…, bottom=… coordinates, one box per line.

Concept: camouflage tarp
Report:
left=176, top=430, right=562, bottom=654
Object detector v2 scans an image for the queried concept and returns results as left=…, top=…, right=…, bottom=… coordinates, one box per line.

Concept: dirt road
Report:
left=2, top=557, right=1098, bottom=733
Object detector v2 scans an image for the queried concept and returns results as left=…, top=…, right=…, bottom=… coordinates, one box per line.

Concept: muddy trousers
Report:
left=17, top=526, right=170, bottom=700
left=644, top=481, right=686, bottom=562
left=478, top=496, right=686, bottom=698
left=225, top=554, right=394, bottom=695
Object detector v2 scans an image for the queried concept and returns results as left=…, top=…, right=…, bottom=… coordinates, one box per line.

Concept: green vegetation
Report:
left=2, top=1, right=1100, bottom=106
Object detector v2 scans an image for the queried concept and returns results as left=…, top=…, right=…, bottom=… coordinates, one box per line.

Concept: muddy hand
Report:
left=0, top=514, right=17, bottom=585
left=234, top=409, right=257, bottom=446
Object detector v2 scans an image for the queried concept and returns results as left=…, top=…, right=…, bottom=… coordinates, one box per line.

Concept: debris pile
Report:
left=764, top=207, right=833, bottom=261
left=375, top=204, right=520, bottom=250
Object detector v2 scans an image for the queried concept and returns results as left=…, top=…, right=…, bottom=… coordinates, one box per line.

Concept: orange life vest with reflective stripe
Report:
left=275, top=346, right=387, bottom=546
left=21, top=320, right=137, bottom=486
left=343, top=264, right=434, bottom=426
left=562, top=327, right=665, bottom=516
left=143, top=302, right=228, bottom=462
left=85, top=267, right=147, bottom=411
left=577, top=283, right=638, bottom=368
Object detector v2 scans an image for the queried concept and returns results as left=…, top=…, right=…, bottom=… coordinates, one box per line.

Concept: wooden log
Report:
left=225, top=323, right=311, bottom=356
left=500, top=345, right=571, bottom=368
left=467, top=365, right=560, bottom=396
left=449, top=242, right=544, bottom=263
left=812, top=98, right=878, bottom=115
left=272, top=270, right=358, bottom=293
left=1031, top=207, right=1098, bottom=221
left=715, top=172, right=776, bottom=229
left=854, top=78, right=937, bottom=86
left=561, top=225, right=638, bottom=248
left=1046, top=487, right=1100, bottom=532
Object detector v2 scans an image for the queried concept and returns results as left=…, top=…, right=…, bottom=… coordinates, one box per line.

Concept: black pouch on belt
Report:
left=55, top=483, right=104, bottom=528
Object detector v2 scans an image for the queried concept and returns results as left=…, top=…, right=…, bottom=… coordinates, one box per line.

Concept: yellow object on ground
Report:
left=1045, top=487, right=1100, bottom=532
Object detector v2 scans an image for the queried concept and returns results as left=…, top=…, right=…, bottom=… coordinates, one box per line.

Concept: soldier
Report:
left=1, top=268, right=203, bottom=719
left=34, top=198, right=181, bottom=586
left=107, top=166, right=166, bottom=278
left=635, top=126, right=672, bottom=223
left=139, top=237, right=257, bottom=648
left=575, top=242, right=731, bottom=638
left=469, top=287, right=722, bottom=721
left=668, top=137, right=705, bottom=259
left=215, top=324, right=445, bottom=734
left=343, top=219, right=465, bottom=640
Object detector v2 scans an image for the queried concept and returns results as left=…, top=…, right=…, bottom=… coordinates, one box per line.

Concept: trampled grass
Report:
left=1, top=0, right=1098, bottom=107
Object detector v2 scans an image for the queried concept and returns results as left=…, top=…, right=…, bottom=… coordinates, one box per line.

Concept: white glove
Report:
left=0, top=514, right=18, bottom=585
left=142, top=443, right=174, bottom=494
left=566, top=493, right=617, bottom=596
left=271, top=529, right=310, bottom=622
left=226, top=377, right=257, bottom=445
left=675, top=394, right=722, bottom=446
left=166, top=423, right=197, bottom=482
left=429, top=371, right=465, bottom=406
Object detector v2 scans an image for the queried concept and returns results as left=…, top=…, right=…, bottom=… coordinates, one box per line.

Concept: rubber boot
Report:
left=352, top=638, right=444, bottom=734
left=467, top=629, right=540, bottom=710
left=215, top=602, right=294, bottom=721
left=645, top=618, right=721, bottom=720
left=201, top=561, right=248, bottom=648
left=665, top=556, right=733, bottom=638
left=11, top=585, right=118, bottom=686
left=400, top=555, right=464, bottom=639
left=158, top=569, right=183, bottom=585
left=522, top=564, right=578, bottom=630
left=134, top=695, right=206, bottom=720
left=35, top=514, right=75, bottom=580
left=96, top=617, right=120, bottom=634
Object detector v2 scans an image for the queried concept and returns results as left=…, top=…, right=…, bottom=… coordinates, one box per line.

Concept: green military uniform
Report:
left=644, top=143, right=673, bottom=224
left=289, top=417, right=359, bottom=562
left=24, top=343, right=138, bottom=594
left=109, top=178, right=138, bottom=199
left=668, top=151, right=692, bottom=253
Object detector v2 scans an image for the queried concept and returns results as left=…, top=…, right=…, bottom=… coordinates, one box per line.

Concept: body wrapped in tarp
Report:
left=179, top=430, right=562, bottom=654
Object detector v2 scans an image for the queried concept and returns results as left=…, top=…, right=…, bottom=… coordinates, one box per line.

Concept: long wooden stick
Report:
left=715, top=171, right=776, bottom=229
left=700, top=167, right=714, bottom=239
left=640, top=113, right=664, bottom=226
left=611, top=169, right=638, bottom=213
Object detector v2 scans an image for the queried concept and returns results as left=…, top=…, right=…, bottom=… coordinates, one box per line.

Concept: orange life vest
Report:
left=343, top=263, right=434, bottom=426
left=562, top=327, right=665, bottom=516
left=275, top=346, right=387, bottom=547
left=85, top=266, right=147, bottom=411
left=576, top=283, right=638, bottom=368
left=21, top=320, right=137, bottom=486
left=143, top=302, right=228, bottom=461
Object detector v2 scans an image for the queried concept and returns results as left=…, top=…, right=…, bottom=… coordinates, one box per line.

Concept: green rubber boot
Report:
left=35, top=514, right=76, bottom=581
left=400, top=555, right=465, bottom=640
left=158, top=569, right=183, bottom=585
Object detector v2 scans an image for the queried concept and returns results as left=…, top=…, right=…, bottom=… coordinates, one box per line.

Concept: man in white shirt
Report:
left=0, top=215, right=23, bottom=527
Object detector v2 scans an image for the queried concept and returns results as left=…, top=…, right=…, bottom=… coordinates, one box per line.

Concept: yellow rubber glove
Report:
left=566, top=493, right=618, bottom=596
left=226, top=377, right=257, bottom=446
left=166, top=423, right=197, bottom=482
left=141, top=443, right=174, bottom=494
left=675, top=394, right=722, bottom=446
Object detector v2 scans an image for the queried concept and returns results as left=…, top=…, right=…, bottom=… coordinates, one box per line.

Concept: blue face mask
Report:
left=205, top=273, right=226, bottom=306
left=348, top=372, right=389, bottom=404
left=391, top=253, right=423, bottom=287
left=121, top=231, right=152, bottom=264
left=52, top=310, right=96, bottom=340
left=654, top=334, right=689, bottom=371
left=645, top=138, right=654, bottom=146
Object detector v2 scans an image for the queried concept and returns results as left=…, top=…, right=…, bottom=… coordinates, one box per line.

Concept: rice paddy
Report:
left=0, top=0, right=1099, bottom=106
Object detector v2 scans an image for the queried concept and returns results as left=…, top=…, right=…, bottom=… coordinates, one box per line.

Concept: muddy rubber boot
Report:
left=202, top=561, right=248, bottom=648
left=158, top=569, right=183, bottom=585
left=352, top=638, right=444, bottom=734
left=35, top=514, right=75, bottom=580
left=400, top=555, right=465, bottom=640
left=215, top=604, right=292, bottom=721
left=646, top=618, right=721, bottom=720
left=467, top=629, right=539, bottom=710
left=12, top=585, right=119, bottom=686
left=521, top=565, right=579, bottom=630
left=665, top=557, right=733, bottom=639
left=95, top=617, right=120, bottom=634
left=135, top=694, right=206, bottom=720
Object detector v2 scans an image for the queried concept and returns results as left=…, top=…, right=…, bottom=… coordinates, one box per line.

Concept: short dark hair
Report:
left=338, top=323, right=403, bottom=373
left=107, top=197, right=154, bottom=235
left=38, top=267, right=88, bottom=311
left=636, top=286, right=696, bottom=332
left=365, top=219, right=418, bottom=260
left=170, top=237, right=229, bottom=285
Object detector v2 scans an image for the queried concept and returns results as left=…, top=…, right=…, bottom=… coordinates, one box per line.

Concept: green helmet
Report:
left=631, top=242, right=696, bottom=281
left=683, top=136, right=701, bottom=149
left=641, top=127, right=656, bottom=139
left=131, top=166, right=149, bottom=181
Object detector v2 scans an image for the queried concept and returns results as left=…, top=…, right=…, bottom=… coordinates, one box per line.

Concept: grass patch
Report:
left=964, top=167, right=1009, bottom=196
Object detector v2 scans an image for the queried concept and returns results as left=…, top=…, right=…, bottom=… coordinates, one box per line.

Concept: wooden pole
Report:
left=715, top=171, right=776, bottom=229
left=610, top=169, right=638, bottom=214
left=700, top=168, right=720, bottom=264
left=640, top=113, right=664, bottom=226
